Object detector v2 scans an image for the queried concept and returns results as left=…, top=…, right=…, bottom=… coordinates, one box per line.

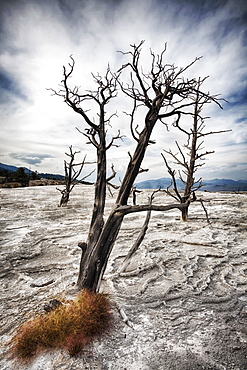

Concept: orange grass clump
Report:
left=10, top=290, right=112, bottom=360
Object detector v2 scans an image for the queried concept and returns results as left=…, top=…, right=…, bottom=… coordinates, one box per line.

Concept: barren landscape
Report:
left=0, top=185, right=247, bottom=370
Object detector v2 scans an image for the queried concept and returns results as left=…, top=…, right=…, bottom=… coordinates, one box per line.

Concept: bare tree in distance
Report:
left=57, top=145, right=94, bottom=207
left=50, top=41, right=223, bottom=292
left=161, top=77, right=229, bottom=221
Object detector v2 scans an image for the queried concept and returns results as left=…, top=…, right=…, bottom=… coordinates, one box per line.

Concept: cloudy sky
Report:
left=0, top=0, right=246, bottom=183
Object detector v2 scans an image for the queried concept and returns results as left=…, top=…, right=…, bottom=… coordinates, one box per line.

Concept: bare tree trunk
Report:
left=77, top=201, right=187, bottom=291
left=181, top=202, right=189, bottom=221
left=180, top=98, right=198, bottom=221
left=77, top=121, right=157, bottom=290
left=77, top=144, right=107, bottom=285
left=86, top=144, right=107, bottom=245
left=59, top=190, right=70, bottom=207
left=77, top=209, right=124, bottom=291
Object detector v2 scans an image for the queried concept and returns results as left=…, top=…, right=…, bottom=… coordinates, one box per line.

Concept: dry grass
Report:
left=10, top=289, right=112, bottom=360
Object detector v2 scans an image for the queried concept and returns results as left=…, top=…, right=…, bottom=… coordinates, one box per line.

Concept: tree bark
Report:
left=116, top=115, right=158, bottom=206
left=77, top=210, right=124, bottom=291
left=181, top=204, right=189, bottom=221
left=77, top=201, right=186, bottom=291
left=77, top=131, right=107, bottom=284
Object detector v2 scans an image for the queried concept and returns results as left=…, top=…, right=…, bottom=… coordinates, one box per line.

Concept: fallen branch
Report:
left=198, top=198, right=210, bottom=223
left=118, top=307, right=134, bottom=328
left=30, top=279, right=55, bottom=288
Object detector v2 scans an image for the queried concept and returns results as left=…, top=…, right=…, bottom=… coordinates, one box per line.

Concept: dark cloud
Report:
left=227, top=86, right=247, bottom=106
left=235, top=117, right=247, bottom=124
left=10, top=153, right=54, bottom=165
left=0, top=71, right=13, bottom=90
left=0, top=69, right=28, bottom=103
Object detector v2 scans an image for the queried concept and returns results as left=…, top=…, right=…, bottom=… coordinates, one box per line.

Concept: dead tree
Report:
left=132, top=187, right=142, bottom=206
left=161, top=77, right=229, bottom=221
left=50, top=41, right=221, bottom=292
left=57, top=145, right=94, bottom=206
left=50, top=59, right=122, bottom=250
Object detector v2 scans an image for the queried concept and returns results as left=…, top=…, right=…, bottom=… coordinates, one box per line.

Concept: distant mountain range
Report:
left=135, top=177, right=247, bottom=192
left=1, top=163, right=247, bottom=191
left=0, top=162, right=64, bottom=180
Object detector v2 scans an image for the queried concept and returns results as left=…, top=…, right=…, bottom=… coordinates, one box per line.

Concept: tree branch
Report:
left=115, top=202, right=187, bottom=216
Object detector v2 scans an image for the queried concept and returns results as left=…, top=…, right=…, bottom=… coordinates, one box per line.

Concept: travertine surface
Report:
left=0, top=185, right=246, bottom=369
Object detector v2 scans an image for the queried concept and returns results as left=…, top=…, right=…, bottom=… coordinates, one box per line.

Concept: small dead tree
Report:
left=161, top=77, right=229, bottom=221
left=57, top=145, right=94, bottom=207
left=50, top=41, right=221, bottom=292
left=132, top=187, right=142, bottom=206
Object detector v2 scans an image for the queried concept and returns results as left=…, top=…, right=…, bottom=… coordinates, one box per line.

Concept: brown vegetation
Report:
left=10, top=290, right=112, bottom=360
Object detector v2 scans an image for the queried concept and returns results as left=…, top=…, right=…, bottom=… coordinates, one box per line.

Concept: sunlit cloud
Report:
left=0, top=0, right=246, bottom=180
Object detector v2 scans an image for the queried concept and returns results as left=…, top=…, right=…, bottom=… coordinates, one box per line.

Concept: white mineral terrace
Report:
left=0, top=185, right=246, bottom=369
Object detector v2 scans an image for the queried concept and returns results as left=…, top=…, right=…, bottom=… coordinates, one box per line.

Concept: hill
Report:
left=135, top=177, right=247, bottom=192
left=0, top=162, right=32, bottom=174
left=1, top=163, right=247, bottom=191
left=0, top=162, right=64, bottom=180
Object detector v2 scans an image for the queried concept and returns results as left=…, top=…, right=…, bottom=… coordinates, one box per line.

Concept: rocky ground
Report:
left=0, top=185, right=246, bottom=369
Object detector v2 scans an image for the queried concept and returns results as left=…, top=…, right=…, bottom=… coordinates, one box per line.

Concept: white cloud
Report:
left=0, top=0, right=246, bottom=180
